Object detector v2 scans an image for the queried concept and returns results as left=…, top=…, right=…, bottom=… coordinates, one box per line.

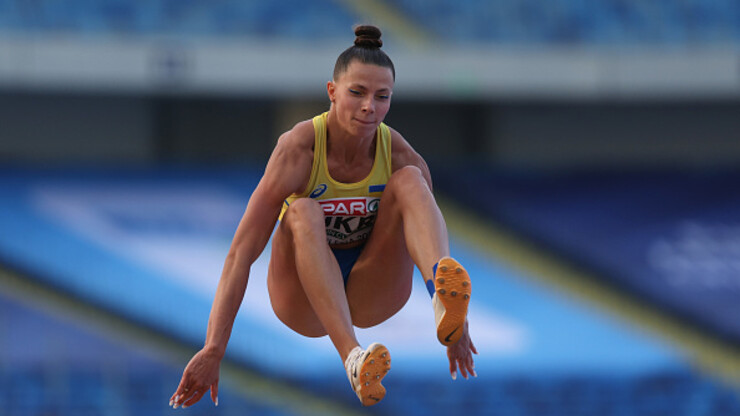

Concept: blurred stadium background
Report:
left=1, top=1, right=740, bottom=415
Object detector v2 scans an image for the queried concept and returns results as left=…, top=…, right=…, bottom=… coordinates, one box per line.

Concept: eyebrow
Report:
left=349, top=84, right=391, bottom=93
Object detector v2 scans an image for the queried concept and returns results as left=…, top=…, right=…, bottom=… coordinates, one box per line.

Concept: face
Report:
left=327, top=60, right=394, bottom=139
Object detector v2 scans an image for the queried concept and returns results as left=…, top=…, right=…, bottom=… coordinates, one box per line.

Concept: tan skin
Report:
left=170, top=61, right=477, bottom=409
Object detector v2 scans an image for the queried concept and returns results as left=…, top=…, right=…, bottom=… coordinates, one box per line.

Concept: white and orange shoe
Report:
left=432, top=257, right=471, bottom=346
left=344, top=343, right=391, bottom=406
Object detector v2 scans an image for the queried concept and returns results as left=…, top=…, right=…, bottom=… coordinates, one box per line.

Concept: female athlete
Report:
left=170, top=25, right=476, bottom=408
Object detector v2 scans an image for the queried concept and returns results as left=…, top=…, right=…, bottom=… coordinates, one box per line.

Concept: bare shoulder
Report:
left=388, top=126, right=433, bottom=188
left=259, top=119, right=316, bottom=200
left=277, top=119, right=315, bottom=153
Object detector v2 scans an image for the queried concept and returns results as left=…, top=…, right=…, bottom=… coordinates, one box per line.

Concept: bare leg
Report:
left=386, top=165, right=450, bottom=283
left=347, top=165, right=451, bottom=325
left=268, top=197, right=359, bottom=362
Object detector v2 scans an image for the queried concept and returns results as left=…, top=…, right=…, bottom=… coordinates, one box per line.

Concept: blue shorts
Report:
left=331, top=244, right=366, bottom=286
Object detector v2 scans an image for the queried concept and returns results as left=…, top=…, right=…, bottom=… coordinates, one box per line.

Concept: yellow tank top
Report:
left=279, top=112, right=392, bottom=246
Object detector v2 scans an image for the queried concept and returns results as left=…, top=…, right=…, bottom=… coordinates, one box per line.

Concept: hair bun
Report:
left=354, top=25, right=383, bottom=48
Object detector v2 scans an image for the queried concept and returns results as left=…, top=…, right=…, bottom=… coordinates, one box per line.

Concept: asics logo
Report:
left=310, top=183, right=328, bottom=198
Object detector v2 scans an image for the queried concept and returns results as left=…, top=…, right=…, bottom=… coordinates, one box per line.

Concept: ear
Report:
left=327, top=80, right=336, bottom=103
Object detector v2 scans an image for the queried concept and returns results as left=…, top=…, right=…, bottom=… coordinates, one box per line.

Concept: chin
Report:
left=357, top=125, right=378, bottom=138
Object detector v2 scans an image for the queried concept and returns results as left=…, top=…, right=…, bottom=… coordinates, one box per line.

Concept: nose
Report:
left=361, top=97, right=375, bottom=113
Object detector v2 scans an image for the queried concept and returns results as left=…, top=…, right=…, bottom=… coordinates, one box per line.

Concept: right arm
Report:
left=204, top=127, right=314, bottom=360
left=170, top=120, right=316, bottom=409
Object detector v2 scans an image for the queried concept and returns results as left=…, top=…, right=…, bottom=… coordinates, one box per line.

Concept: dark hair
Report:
left=333, top=25, right=395, bottom=80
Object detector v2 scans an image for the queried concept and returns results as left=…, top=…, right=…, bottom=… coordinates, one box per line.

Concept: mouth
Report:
left=354, top=118, right=376, bottom=126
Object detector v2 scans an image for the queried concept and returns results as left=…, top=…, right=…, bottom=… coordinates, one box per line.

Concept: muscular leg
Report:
left=389, top=166, right=450, bottom=282
left=269, top=166, right=457, bottom=355
left=268, top=198, right=359, bottom=361
left=347, top=165, right=450, bottom=327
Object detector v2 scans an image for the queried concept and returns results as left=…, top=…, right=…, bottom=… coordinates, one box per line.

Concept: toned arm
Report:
left=204, top=120, right=316, bottom=357
left=170, top=120, right=315, bottom=409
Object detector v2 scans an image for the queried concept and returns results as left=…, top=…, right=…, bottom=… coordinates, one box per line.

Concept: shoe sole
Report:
left=435, top=257, right=471, bottom=346
left=356, top=343, right=391, bottom=406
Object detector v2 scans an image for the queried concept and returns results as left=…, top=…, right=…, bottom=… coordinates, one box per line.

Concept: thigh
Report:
left=345, top=191, right=415, bottom=328
left=267, top=221, right=327, bottom=337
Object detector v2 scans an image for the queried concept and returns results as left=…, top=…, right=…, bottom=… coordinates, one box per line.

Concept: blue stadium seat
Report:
left=0, top=0, right=356, bottom=39
left=1, top=0, right=737, bottom=45
left=394, top=0, right=739, bottom=45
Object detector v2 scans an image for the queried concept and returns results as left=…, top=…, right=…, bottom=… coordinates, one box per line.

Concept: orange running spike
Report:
left=433, top=257, right=471, bottom=346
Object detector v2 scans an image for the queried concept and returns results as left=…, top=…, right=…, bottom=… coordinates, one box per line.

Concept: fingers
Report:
left=169, top=375, right=203, bottom=409
left=470, top=339, right=479, bottom=355
left=452, top=356, right=476, bottom=380
left=183, top=388, right=208, bottom=408
left=170, top=378, right=189, bottom=408
left=447, top=340, right=478, bottom=381
left=459, top=361, right=470, bottom=380
left=170, top=385, right=194, bottom=409
left=450, top=356, right=472, bottom=380
left=170, top=349, right=221, bottom=409
left=457, top=351, right=471, bottom=380
left=211, top=382, right=219, bottom=406
left=170, top=386, right=206, bottom=409
left=171, top=392, right=191, bottom=409
left=465, top=350, right=477, bottom=378
left=449, top=355, right=458, bottom=380
left=170, top=380, right=219, bottom=409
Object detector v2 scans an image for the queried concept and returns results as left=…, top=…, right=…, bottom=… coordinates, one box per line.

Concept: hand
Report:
left=447, top=320, right=478, bottom=380
left=170, top=347, right=221, bottom=409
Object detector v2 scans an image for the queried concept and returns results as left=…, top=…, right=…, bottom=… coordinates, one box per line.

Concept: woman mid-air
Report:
left=170, top=25, right=476, bottom=408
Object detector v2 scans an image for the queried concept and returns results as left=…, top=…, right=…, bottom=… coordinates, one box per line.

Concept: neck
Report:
left=326, top=110, right=375, bottom=164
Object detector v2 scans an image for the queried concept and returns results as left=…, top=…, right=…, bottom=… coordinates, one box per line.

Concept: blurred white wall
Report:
left=1, top=35, right=739, bottom=100
left=1, top=33, right=739, bottom=168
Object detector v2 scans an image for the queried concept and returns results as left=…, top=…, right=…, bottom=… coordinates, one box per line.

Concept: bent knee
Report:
left=286, top=197, right=323, bottom=218
left=384, top=166, right=431, bottom=204
left=282, top=198, right=324, bottom=233
left=387, top=165, right=427, bottom=193
left=389, top=165, right=424, bottom=184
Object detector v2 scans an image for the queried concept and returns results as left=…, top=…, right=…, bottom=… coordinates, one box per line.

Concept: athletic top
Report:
left=279, top=112, right=392, bottom=246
